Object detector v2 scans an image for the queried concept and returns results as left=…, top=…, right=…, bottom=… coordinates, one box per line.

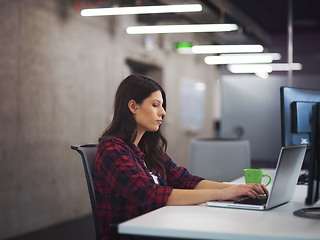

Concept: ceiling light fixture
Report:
left=270, top=63, right=303, bottom=71
left=255, top=72, right=269, bottom=79
left=227, top=64, right=273, bottom=73
left=204, top=53, right=281, bottom=65
left=126, top=24, right=238, bottom=34
left=81, top=4, right=202, bottom=16
left=227, top=63, right=302, bottom=73
left=177, top=44, right=264, bottom=54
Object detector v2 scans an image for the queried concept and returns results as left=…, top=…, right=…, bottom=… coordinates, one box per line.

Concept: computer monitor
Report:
left=280, top=86, right=320, bottom=219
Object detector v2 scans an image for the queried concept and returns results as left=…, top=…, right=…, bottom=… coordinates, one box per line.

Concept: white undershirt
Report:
left=150, top=172, right=159, bottom=185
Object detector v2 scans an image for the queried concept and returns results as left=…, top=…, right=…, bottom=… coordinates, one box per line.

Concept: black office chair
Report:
left=71, top=144, right=102, bottom=240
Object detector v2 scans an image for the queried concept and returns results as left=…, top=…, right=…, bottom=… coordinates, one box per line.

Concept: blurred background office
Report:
left=1, top=0, right=320, bottom=239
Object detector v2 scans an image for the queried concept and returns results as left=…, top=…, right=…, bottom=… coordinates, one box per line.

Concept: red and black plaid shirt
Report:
left=93, top=137, right=204, bottom=240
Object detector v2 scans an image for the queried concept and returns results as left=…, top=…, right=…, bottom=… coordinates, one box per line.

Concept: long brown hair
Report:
left=99, top=74, right=168, bottom=174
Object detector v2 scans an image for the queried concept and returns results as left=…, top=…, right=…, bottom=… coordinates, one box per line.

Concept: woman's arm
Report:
left=166, top=188, right=224, bottom=205
left=166, top=180, right=269, bottom=206
left=162, top=154, right=268, bottom=206
left=194, top=179, right=233, bottom=189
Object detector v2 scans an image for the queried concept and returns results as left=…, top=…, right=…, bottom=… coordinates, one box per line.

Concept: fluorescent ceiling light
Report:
left=204, top=53, right=281, bottom=65
left=227, top=63, right=303, bottom=73
left=126, top=24, right=238, bottom=34
left=255, top=72, right=269, bottom=79
left=227, top=64, right=273, bottom=73
left=221, top=53, right=281, bottom=60
left=177, top=44, right=264, bottom=54
left=270, top=63, right=303, bottom=71
left=81, top=4, right=202, bottom=16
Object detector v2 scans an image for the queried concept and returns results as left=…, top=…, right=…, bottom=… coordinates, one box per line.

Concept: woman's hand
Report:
left=217, top=183, right=269, bottom=201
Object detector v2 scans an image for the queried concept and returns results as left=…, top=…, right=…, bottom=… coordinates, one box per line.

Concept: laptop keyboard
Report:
left=235, top=195, right=268, bottom=205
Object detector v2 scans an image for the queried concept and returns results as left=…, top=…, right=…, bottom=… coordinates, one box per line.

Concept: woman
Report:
left=94, top=74, right=268, bottom=240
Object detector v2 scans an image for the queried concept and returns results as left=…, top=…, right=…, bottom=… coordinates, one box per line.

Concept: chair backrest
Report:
left=71, top=144, right=102, bottom=240
left=189, top=139, right=251, bottom=182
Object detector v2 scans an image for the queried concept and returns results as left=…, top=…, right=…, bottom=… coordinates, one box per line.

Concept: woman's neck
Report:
left=133, top=129, right=145, bottom=146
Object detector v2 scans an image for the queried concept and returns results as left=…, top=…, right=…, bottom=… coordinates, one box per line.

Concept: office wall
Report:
left=0, top=0, right=218, bottom=238
left=221, top=74, right=320, bottom=163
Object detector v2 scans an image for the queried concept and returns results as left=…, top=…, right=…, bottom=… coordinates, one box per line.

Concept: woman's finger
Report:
left=261, top=184, right=269, bottom=196
left=247, top=189, right=259, bottom=198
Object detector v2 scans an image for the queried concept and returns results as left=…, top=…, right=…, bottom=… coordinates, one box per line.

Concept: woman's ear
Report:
left=128, top=99, right=138, bottom=114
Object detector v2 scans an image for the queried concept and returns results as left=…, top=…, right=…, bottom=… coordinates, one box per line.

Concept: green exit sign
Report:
left=174, top=42, right=193, bottom=50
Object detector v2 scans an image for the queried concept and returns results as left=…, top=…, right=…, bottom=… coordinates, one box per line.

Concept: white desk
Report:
left=119, top=171, right=320, bottom=240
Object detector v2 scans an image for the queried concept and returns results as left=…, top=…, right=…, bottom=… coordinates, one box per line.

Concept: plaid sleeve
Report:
left=164, top=153, right=205, bottom=189
left=95, top=137, right=173, bottom=211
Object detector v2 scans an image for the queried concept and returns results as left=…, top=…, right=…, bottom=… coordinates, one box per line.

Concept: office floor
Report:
left=6, top=215, right=95, bottom=240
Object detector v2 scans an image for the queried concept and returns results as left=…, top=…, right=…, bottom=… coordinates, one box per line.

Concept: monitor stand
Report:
left=293, top=207, right=320, bottom=219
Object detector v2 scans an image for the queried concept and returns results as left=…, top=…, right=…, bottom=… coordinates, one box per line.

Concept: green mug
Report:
left=243, top=169, right=272, bottom=186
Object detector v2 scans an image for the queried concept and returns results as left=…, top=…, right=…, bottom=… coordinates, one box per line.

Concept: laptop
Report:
left=206, top=145, right=307, bottom=210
